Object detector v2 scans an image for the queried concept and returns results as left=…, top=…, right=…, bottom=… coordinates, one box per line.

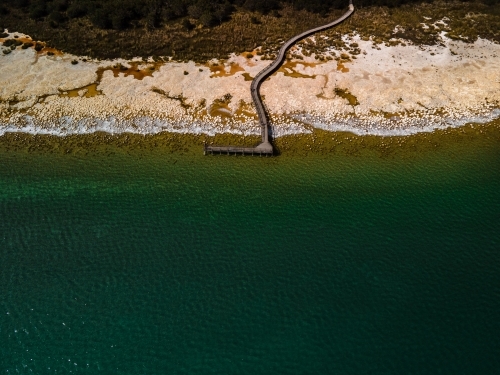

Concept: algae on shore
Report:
left=0, top=120, right=498, bottom=160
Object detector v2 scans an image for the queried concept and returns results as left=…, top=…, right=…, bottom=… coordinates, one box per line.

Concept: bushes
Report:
left=2, top=0, right=500, bottom=34
left=91, top=8, right=112, bottom=29
left=29, top=2, right=49, bottom=20
left=67, top=3, right=88, bottom=18
left=0, top=5, right=11, bottom=15
left=182, top=18, right=195, bottom=30
left=242, top=0, right=279, bottom=14
left=13, top=0, right=30, bottom=8
left=50, top=0, right=69, bottom=12
left=3, top=38, right=23, bottom=47
left=199, top=12, right=216, bottom=26
left=250, top=16, right=260, bottom=24
left=188, top=1, right=233, bottom=26
left=111, top=9, right=130, bottom=30
left=48, top=11, right=64, bottom=23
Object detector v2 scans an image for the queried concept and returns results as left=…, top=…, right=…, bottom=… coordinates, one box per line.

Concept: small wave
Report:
left=294, top=108, right=500, bottom=136
left=0, top=108, right=498, bottom=138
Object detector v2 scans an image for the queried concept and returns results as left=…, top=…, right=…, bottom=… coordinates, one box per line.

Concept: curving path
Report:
left=205, top=1, right=354, bottom=155
left=251, top=0, right=355, bottom=153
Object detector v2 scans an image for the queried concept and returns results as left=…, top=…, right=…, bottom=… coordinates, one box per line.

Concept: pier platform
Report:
left=204, top=142, right=273, bottom=156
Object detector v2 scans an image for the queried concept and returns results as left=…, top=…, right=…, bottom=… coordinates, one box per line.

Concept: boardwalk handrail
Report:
left=250, top=0, right=354, bottom=147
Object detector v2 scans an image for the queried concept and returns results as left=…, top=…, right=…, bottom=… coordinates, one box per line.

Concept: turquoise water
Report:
left=1, top=139, right=499, bottom=374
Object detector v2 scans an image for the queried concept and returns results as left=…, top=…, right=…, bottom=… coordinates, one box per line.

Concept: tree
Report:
left=91, top=8, right=112, bottom=29
left=214, top=1, right=233, bottom=25
left=199, top=11, right=215, bottom=26
left=67, top=3, right=88, bottom=18
left=145, top=0, right=164, bottom=28
left=111, top=9, right=130, bottom=30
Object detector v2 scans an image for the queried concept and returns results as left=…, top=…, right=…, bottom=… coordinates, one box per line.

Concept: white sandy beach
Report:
left=1, top=26, right=499, bottom=137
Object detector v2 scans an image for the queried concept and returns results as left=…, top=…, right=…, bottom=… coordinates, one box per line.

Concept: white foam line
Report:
left=1, top=108, right=498, bottom=138
left=297, top=109, right=500, bottom=136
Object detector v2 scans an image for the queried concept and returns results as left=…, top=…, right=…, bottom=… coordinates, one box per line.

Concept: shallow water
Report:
left=0, top=132, right=499, bottom=374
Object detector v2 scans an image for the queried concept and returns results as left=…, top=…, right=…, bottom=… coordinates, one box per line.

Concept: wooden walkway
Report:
left=203, top=144, right=273, bottom=156
left=205, top=0, right=355, bottom=156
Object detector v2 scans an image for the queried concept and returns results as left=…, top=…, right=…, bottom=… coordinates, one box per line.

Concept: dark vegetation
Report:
left=1, top=0, right=499, bottom=61
left=2, top=0, right=498, bottom=30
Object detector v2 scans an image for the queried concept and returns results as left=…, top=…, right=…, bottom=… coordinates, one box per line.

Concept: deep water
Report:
left=1, top=134, right=499, bottom=374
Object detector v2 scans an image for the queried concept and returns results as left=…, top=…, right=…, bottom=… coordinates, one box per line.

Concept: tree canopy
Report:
left=2, top=0, right=499, bottom=30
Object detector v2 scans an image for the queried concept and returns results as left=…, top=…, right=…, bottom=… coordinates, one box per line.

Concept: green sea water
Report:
left=1, top=132, right=499, bottom=374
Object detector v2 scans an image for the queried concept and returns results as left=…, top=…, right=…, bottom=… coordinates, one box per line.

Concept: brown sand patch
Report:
left=40, top=47, right=64, bottom=56
left=59, top=83, right=102, bottom=98
left=336, top=61, right=350, bottom=73
left=99, top=62, right=163, bottom=80
left=242, top=73, right=254, bottom=81
left=208, top=102, right=233, bottom=118
left=334, top=88, right=359, bottom=106
left=278, top=61, right=318, bottom=78
left=209, top=62, right=245, bottom=78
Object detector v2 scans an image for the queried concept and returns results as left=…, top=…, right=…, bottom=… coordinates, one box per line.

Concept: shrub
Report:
left=250, top=16, right=261, bottom=24
left=3, top=39, right=23, bottom=47
left=182, top=18, right=195, bottom=30
left=111, top=9, right=130, bottom=30
left=29, top=2, right=48, bottom=20
left=49, top=0, right=69, bottom=12
left=0, top=5, right=10, bottom=15
left=188, top=5, right=203, bottom=19
left=14, top=0, right=30, bottom=8
left=200, top=12, right=216, bottom=27
left=22, top=42, right=34, bottom=49
left=67, top=3, right=87, bottom=18
left=91, top=9, right=112, bottom=29
left=243, top=0, right=280, bottom=14
left=71, top=59, right=78, bottom=64
left=49, top=11, right=64, bottom=23
left=184, top=70, right=189, bottom=75
left=34, top=43, right=44, bottom=51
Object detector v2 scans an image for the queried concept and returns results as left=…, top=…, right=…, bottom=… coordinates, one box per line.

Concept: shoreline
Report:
left=1, top=24, right=500, bottom=139
left=1, top=120, right=498, bottom=158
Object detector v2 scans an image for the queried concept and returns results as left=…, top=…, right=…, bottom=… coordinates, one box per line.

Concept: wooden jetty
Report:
left=204, top=0, right=355, bottom=156
left=204, top=142, right=273, bottom=156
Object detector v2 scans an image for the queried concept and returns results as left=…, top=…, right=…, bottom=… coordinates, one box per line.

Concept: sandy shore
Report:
left=1, top=25, right=499, bottom=137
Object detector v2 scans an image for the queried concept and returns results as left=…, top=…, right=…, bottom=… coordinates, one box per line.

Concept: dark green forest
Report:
left=1, top=0, right=498, bottom=30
